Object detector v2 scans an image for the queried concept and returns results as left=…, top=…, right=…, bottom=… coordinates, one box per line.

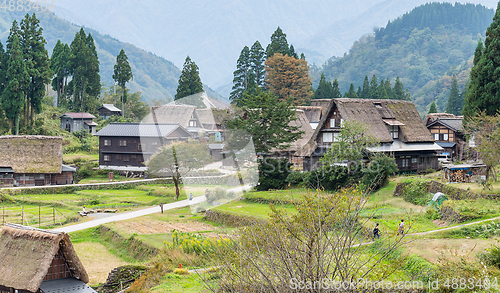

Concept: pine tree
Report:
left=266, top=27, right=290, bottom=58
left=289, top=44, right=298, bottom=59
left=20, top=13, right=51, bottom=126
left=446, top=76, right=463, bottom=115
left=113, top=48, right=133, bottom=116
left=344, top=83, right=358, bottom=98
left=369, top=75, right=378, bottom=99
left=50, top=40, right=71, bottom=108
left=230, top=46, right=251, bottom=105
left=360, top=75, right=370, bottom=98
left=428, top=101, right=438, bottom=113
left=175, top=56, right=204, bottom=107
left=463, top=3, right=500, bottom=116
left=6, top=20, right=20, bottom=52
left=393, top=77, right=405, bottom=100
left=0, top=41, right=7, bottom=97
left=313, top=73, right=333, bottom=99
left=2, top=35, right=29, bottom=134
left=249, top=41, right=265, bottom=89
left=68, top=28, right=100, bottom=112
left=376, top=78, right=390, bottom=99
left=332, top=79, right=342, bottom=99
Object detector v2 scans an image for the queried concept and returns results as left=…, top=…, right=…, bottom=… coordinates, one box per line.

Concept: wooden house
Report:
left=424, top=113, right=465, bottom=160
left=95, top=123, right=192, bottom=172
left=295, top=99, right=443, bottom=172
left=0, top=223, right=96, bottom=293
left=144, top=105, right=204, bottom=136
left=97, top=104, right=122, bottom=119
left=58, top=113, right=98, bottom=135
left=0, top=136, right=75, bottom=187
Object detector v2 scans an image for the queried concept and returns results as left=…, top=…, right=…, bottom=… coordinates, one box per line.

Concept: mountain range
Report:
left=51, top=0, right=499, bottom=97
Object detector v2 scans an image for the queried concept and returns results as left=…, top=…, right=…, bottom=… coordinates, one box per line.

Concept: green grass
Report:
left=212, top=199, right=296, bottom=219
left=63, top=152, right=99, bottom=164
left=77, top=173, right=134, bottom=184
left=150, top=272, right=211, bottom=292
left=135, top=233, right=174, bottom=249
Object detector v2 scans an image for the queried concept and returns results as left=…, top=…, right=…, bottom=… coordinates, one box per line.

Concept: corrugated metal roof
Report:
left=96, top=123, right=191, bottom=138
left=436, top=142, right=456, bottom=148
left=61, top=165, right=77, bottom=172
left=367, top=141, right=443, bottom=152
left=0, top=167, right=14, bottom=173
left=98, top=104, right=122, bottom=112
left=40, top=278, right=97, bottom=293
left=59, top=113, right=96, bottom=119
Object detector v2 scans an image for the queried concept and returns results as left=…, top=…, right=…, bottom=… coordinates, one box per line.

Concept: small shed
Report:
left=443, top=164, right=486, bottom=182
left=0, top=223, right=96, bottom=293
left=97, top=104, right=122, bottom=119
left=59, top=113, right=98, bottom=135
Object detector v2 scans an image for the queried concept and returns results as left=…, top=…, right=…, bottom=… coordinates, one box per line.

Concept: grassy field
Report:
left=63, top=152, right=99, bottom=164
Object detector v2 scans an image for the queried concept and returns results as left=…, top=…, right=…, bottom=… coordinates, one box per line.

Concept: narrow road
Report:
left=52, top=184, right=252, bottom=233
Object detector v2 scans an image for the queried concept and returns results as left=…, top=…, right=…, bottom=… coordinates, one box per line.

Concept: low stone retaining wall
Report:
left=393, top=180, right=478, bottom=200
left=205, top=209, right=262, bottom=227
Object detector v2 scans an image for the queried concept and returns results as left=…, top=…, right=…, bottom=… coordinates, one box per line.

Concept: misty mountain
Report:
left=51, top=0, right=498, bottom=97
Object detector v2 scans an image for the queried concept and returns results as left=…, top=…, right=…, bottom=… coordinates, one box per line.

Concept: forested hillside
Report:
left=0, top=9, right=221, bottom=105
left=317, top=3, right=494, bottom=115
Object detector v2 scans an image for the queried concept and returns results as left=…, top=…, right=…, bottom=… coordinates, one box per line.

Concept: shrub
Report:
left=285, top=171, right=305, bottom=186
left=303, top=165, right=360, bottom=191
left=361, top=154, right=398, bottom=191
left=401, top=181, right=431, bottom=206
left=173, top=268, right=189, bottom=275
left=256, top=158, right=291, bottom=191
left=206, top=187, right=235, bottom=204
left=479, top=246, right=500, bottom=268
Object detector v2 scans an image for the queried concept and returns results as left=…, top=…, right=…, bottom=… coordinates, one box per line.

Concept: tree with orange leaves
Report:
left=265, top=53, right=312, bottom=106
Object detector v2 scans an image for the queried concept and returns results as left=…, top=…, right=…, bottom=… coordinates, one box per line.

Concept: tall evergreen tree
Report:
left=175, top=56, right=204, bottom=107
left=249, top=41, right=266, bottom=89
left=313, top=73, right=333, bottom=99
left=369, top=75, right=378, bottom=99
left=50, top=40, right=71, bottom=108
left=230, top=46, right=251, bottom=105
left=289, top=44, right=298, bottom=59
left=113, top=48, right=133, bottom=116
left=2, top=35, right=29, bottom=135
left=266, top=27, right=290, bottom=58
left=393, top=77, right=405, bottom=100
left=428, top=101, right=438, bottom=114
left=446, top=76, right=463, bottom=115
left=67, top=28, right=100, bottom=112
left=6, top=20, right=20, bottom=52
left=20, top=13, right=51, bottom=126
left=360, top=75, right=370, bottom=98
left=332, top=79, right=342, bottom=99
left=463, top=4, right=500, bottom=117
left=376, top=78, right=390, bottom=99
left=344, top=83, right=358, bottom=99
left=0, top=41, right=7, bottom=97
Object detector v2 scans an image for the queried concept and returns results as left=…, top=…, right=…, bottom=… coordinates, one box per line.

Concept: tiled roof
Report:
left=60, top=113, right=96, bottom=119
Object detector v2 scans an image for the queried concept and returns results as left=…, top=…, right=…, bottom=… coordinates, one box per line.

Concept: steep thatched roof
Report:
left=144, top=105, right=198, bottom=129
left=0, top=136, right=62, bottom=174
left=196, top=109, right=216, bottom=130
left=295, top=99, right=435, bottom=157
left=296, top=106, right=323, bottom=122
left=0, top=224, right=89, bottom=292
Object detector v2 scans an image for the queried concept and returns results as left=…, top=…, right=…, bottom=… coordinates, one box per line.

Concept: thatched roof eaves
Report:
left=0, top=136, right=62, bottom=174
left=195, top=109, right=216, bottom=129
left=96, top=123, right=191, bottom=138
left=0, top=224, right=89, bottom=292
left=424, top=113, right=461, bottom=125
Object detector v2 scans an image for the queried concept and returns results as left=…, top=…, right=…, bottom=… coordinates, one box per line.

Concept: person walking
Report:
left=372, top=223, right=380, bottom=241
left=397, top=219, right=405, bottom=236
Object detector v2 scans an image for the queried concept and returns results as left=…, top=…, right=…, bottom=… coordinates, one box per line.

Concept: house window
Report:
left=103, top=155, right=111, bottom=161
left=389, top=125, right=399, bottom=139
left=189, top=120, right=197, bottom=127
left=323, top=132, right=333, bottom=143
left=330, top=119, right=336, bottom=128
left=36, top=174, right=44, bottom=179
left=333, top=132, right=340, bottom=142
left=441, top=133, right=449, bottom=141
left=116, top=154, right=122, bottom=160
left=434, top=133, right=439, bottom=141
left=401, top=158, right=409, bottom=168
left=131, top=154, right=136, bottom=159
left=412, top=158, right=417, bottom=164
left=123, top=155, right=130, bottom=162
left=104, top=139, right=111, bottom=146
left=151, top=141, right=159, bottom=146
left=138, top=144, right=142, bottom=151
left=119, top=140, right=127, bottom=147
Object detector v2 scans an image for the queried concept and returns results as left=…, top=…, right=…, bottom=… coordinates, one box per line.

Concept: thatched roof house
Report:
left=0, top=224, right=95, bottom=293
left=0, top=136, right=74, bottom=187
left=145, top=104, right=203, bottom=133
left=296, top=99, right=442, bottom=172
